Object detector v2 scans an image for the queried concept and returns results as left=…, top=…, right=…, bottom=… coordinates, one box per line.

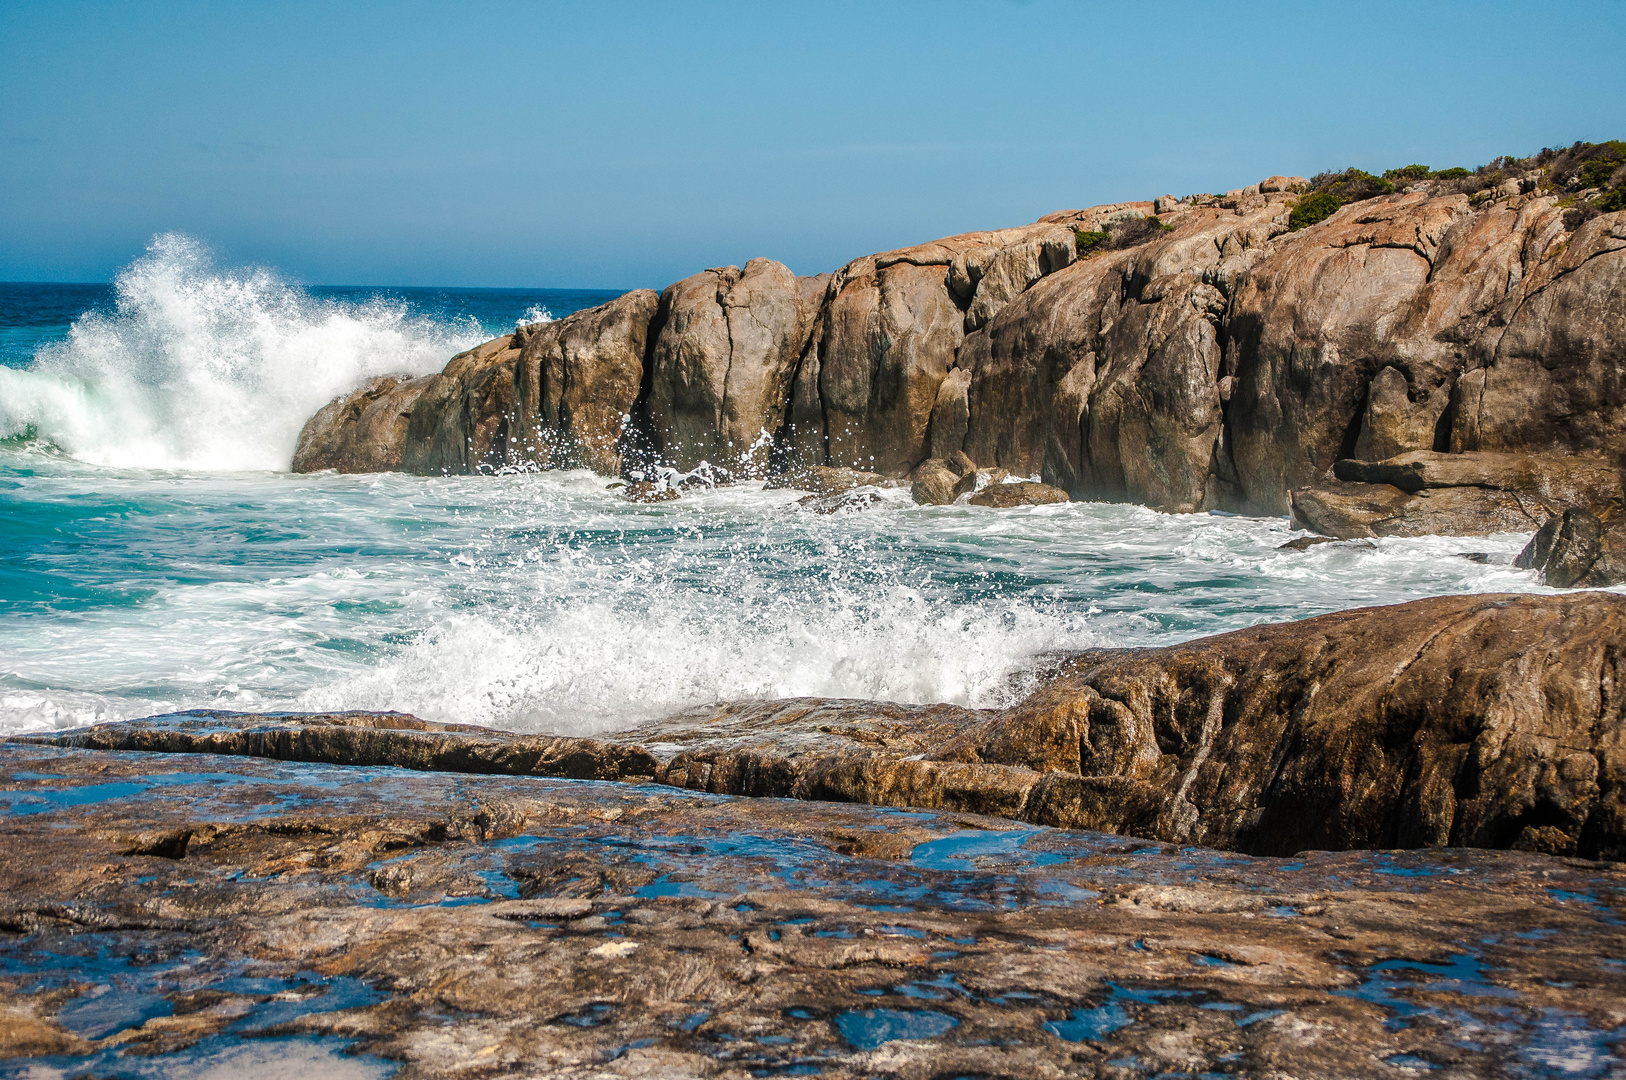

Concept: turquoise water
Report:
left=0, top=235, right=1558, bottom=736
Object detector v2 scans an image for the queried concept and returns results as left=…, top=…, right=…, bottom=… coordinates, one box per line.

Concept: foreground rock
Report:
left=23, top=592, right=1626, bottom=862
left=2, top=744, right=1623, bottom=1078
left=1290, top=450, right=1623, bottom=538
left=292, top=166, right=1626, bottom=533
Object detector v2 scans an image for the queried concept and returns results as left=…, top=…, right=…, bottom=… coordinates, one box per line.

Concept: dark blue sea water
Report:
left=0, top=234, right=1552, bottom=737
left=0, top=280, right=625, bottom=370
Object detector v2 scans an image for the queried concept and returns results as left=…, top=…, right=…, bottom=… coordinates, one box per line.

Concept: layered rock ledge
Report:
left=20, top=591, right=1626, bottom=861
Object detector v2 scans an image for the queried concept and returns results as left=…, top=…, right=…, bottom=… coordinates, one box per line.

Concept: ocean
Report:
left=0, top=235, right=1552, bottom=736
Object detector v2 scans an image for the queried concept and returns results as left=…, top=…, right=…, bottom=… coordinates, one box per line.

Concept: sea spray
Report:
left=0, top=457, right=1546, bottom=736
left=0, top=234, right=484, bottom=471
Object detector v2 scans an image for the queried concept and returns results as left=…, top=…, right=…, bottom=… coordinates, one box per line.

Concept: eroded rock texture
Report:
left=511, top=289, right=660, bottom=474
left=293, top=183, right=1626, bottom=526
left=24, top=593, right=1626, bottom=862
left=2, top=744, right=1623, bottom=1078
left=1291, top=450, right=1624, bottom=538
left=646, top=261, right=817, bottom=474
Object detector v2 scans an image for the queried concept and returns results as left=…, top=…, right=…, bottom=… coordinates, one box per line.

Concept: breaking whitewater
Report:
left=0, top=236, right=1556, bottom=736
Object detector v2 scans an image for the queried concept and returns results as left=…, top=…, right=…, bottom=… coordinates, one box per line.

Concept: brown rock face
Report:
left=1455, top=215, right=1626, bottom=466
left=967, top=481, right=1069, bottom=507
left=292, top=183, right=1625, bottom=520
left=291, top=373, right=434, bottom=473
left=646, top=260, right=814, bottom=474
left=817, top=259, right=965, bottom=476
left=1516, top=508, right=1626, bottom=587
left=511, top=289, right=660, bottom=474
left=1289, top=450, right=1621, bottom=538
left=27, top=593, right=1626, bottom=862
left=399, top=332, right=526, bottom=475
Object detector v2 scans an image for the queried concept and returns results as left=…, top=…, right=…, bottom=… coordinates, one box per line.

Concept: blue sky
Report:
left=4, top=0, right=1624, bottom=288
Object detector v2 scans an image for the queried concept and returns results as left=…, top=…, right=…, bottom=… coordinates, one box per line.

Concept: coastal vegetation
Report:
left=1288, top=139, right=1626, bottom=229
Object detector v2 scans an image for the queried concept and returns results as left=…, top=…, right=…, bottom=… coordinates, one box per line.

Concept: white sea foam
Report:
left=0, top=234, right=481, bottom=471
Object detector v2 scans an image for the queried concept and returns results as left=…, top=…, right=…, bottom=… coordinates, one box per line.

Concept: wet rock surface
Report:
left=968, top=481, right=1070, bottom=508
left=2, top=745, right=1623, bottom=1079
left=21, top=593, right=1626, bottom=863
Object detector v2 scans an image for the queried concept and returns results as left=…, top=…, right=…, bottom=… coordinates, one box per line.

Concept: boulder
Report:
left=909, top=458, right=960, bottom=505
left=1293, top=450, right=1623, bottom=538
left=646, top=260, right=814, bottom=475
left=292, top=373, right=435, bottom=473
left=952, top=465, right=1006, bottom=498
left=1259, top=175, right=1307, bottom=193
left=1516, top=508, right=1626, bottom=587
left=968, top=480, right=1070, bottom=507
left=511, top=290, right=660, bottom=475
left=1351, top=365, right=1450, bottom=460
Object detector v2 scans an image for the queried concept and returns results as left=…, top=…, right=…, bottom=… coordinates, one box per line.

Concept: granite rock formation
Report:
left=5, top=744, right=1622, bottom=1078
left=292, top=176, right=1626, bottom=530
left=24, top=592, right=1626, bottom=862
left=646, top=260, right=819, bottom=474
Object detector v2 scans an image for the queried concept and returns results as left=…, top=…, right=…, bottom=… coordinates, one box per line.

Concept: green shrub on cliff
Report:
left=1432, top=167, right=1470, bottom=180
left=1308, top=168, right=1395, bottom=203
left=1383, top=164, right=1432, bottom=183
left=1289, top=191, right=1345, bottom=231
left=1074, top=230, right=1110, bottom=255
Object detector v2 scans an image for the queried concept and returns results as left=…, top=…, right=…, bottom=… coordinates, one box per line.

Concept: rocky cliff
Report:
left=294, top=151, right=1626, bottom=526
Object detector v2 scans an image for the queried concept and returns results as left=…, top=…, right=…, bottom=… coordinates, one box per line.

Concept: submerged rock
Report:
left=3, top=744, right=1622, bottom=1078
left=798, top=489, right=883, bottom=514
left=1276, top=535, right=1374, bottom=552
left=621, top=480, right=680, bottom=503
left=767, top=464, right=889, bottom=497
left=24, top=592, right=1626, bottom=862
